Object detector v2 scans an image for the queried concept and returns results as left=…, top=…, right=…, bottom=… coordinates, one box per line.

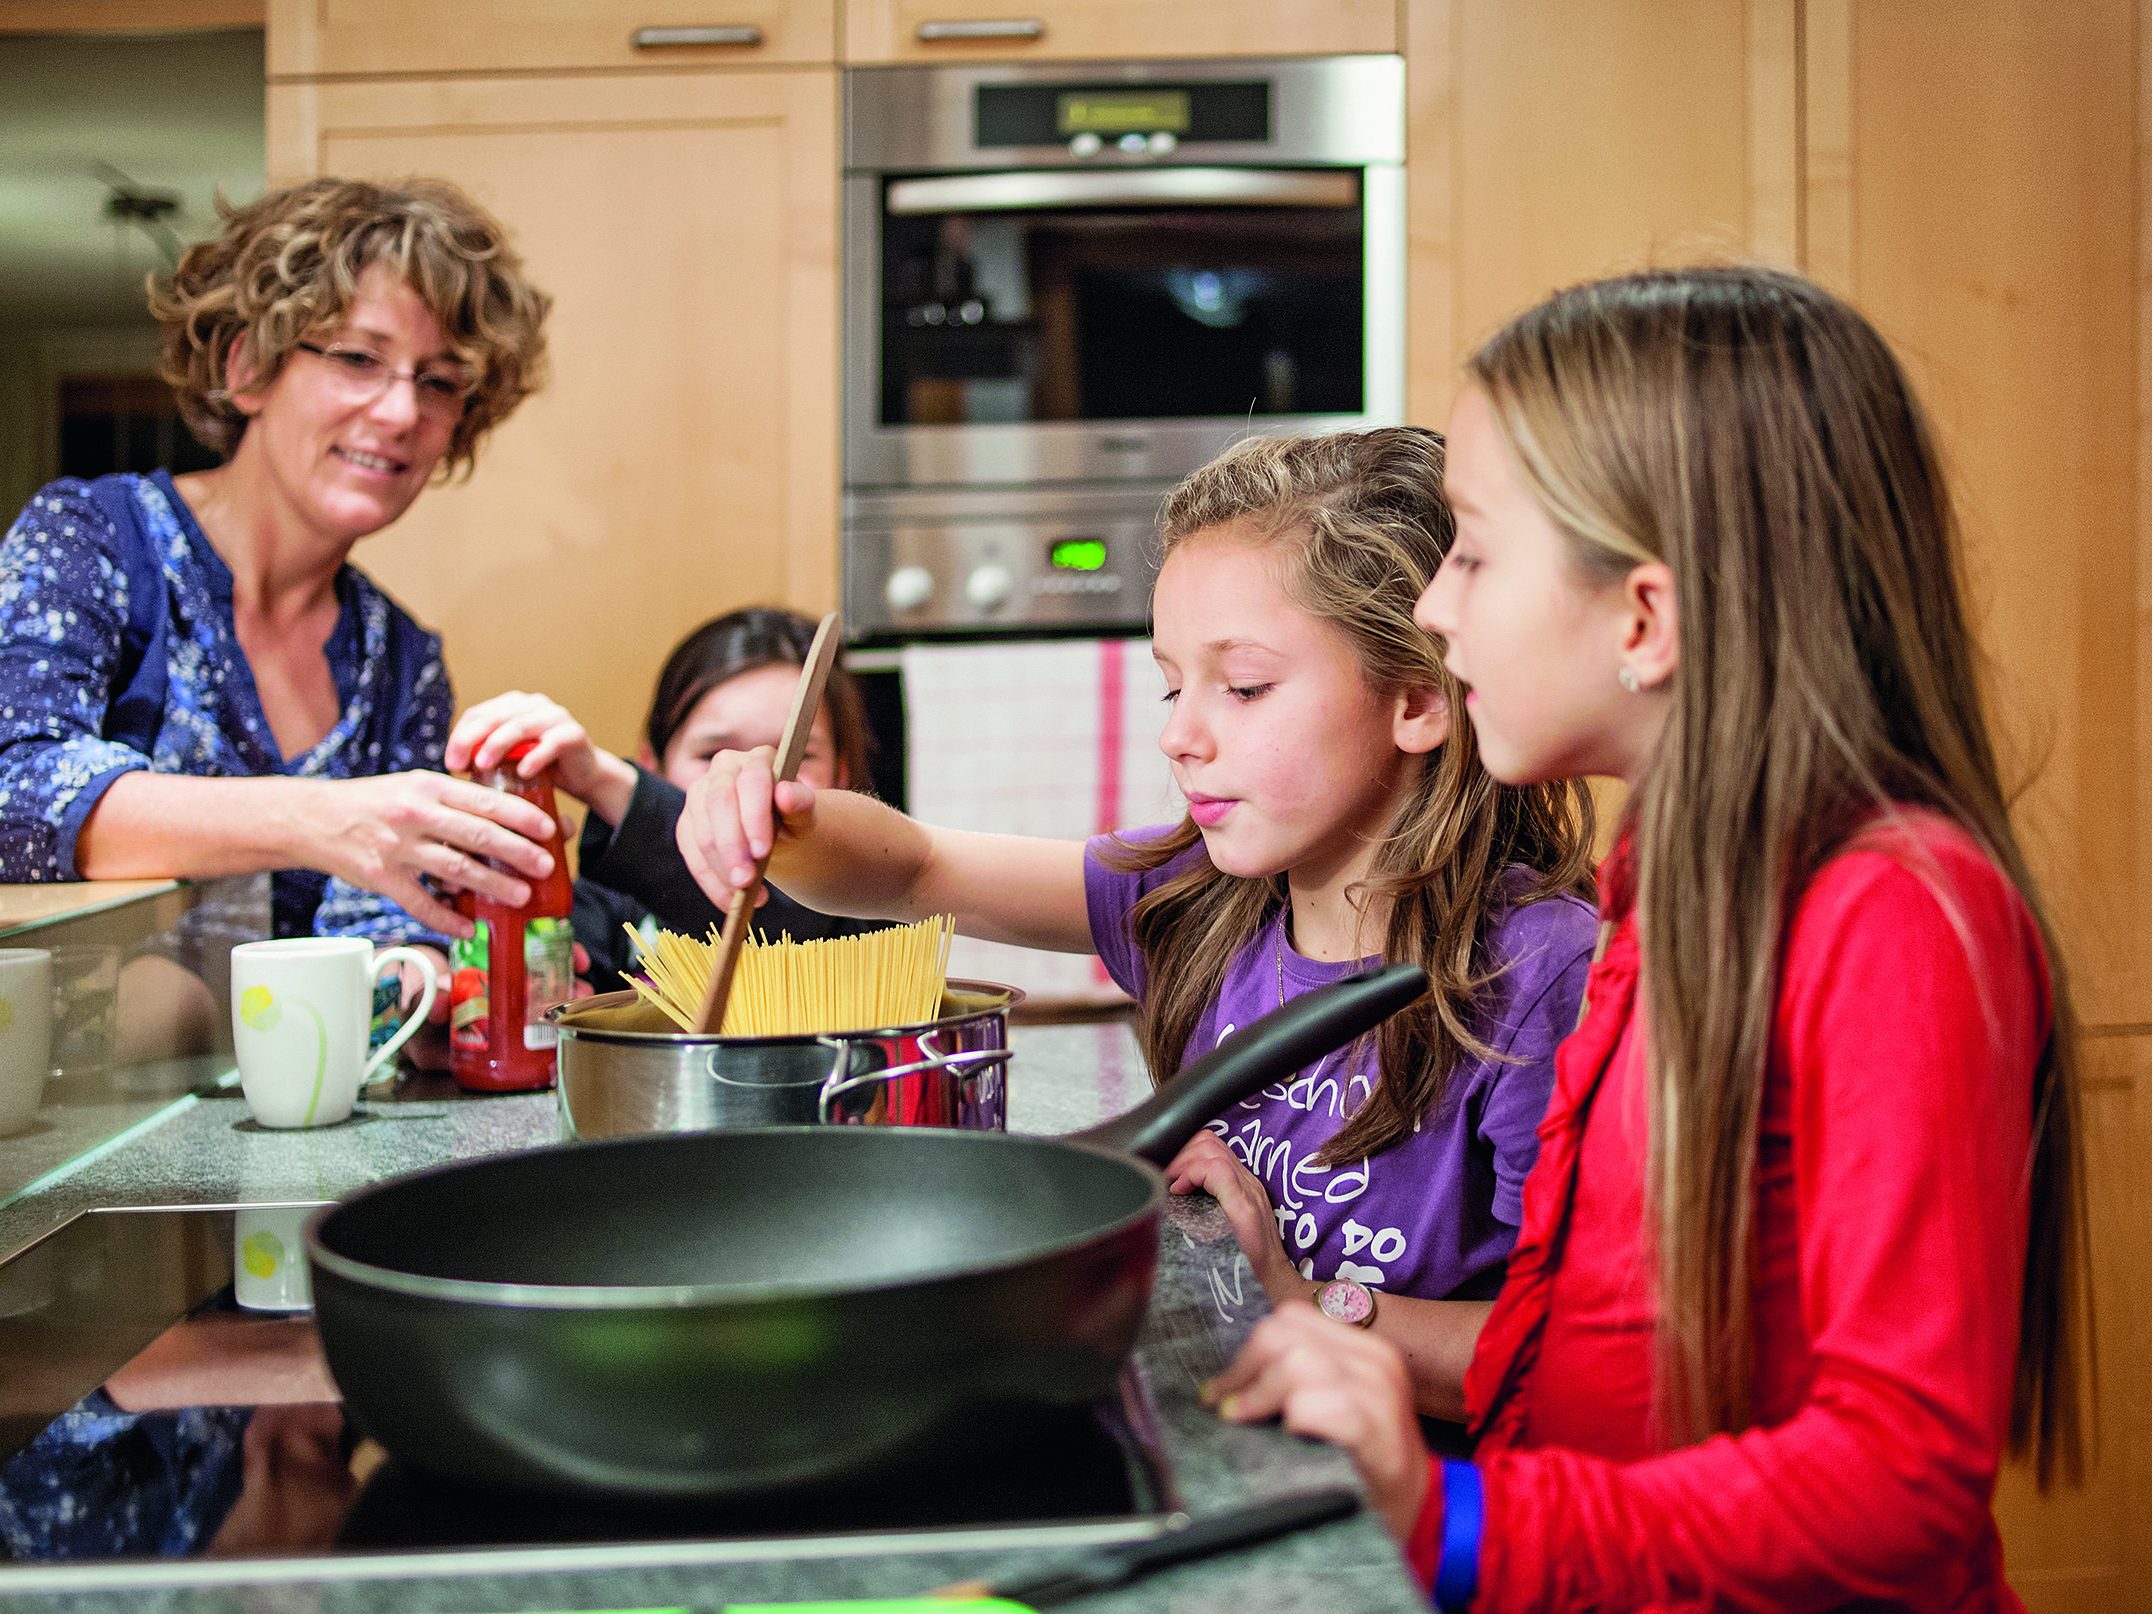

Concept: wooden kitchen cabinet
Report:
left=843, top=0, right=1396, bottom=64
left=1403, top=5, right=2147, bottom=1608
left=267, top=0, right=836, bottom=76
left=1799, top=3, right=2147, bottom=1606
left=1802, top=0, right=2141, bottom=1030
left=1403, top=0, right=1797, bottom=426
left=1404, top=0, right=1797, bottom=851
left=266, top=68, right=839, bottom=758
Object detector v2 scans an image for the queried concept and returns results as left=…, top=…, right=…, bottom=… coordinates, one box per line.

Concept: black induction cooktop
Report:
left=0, top=1207, right=1177, bottom=1567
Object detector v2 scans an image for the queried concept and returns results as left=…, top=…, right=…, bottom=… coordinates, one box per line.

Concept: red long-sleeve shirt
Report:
left=1424, top=812, right=2049, bottom=1611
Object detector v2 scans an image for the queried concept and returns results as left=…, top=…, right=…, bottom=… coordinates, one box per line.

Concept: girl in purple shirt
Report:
left=679, top=427, right=1598, bottom=1420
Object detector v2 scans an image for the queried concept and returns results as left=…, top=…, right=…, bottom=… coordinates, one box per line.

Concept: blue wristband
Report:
left=1433, top=1458, right=1483, bottom=1612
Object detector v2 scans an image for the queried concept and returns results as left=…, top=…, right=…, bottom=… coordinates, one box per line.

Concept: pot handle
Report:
left=1074, top=962, right=1428, bottom=1165
left=818, top=1046, right=1013, bottom=1123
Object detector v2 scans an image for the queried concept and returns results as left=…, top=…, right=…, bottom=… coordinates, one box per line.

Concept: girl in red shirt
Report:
left=1206, top=266, right=2093, bottom=1612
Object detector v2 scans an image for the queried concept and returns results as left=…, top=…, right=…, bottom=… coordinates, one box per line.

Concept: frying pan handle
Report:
left=1076, top=962, right=1429, bottom=1165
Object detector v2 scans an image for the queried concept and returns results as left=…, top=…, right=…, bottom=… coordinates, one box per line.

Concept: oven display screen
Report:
left=1048, top=537, right=1109, bottom=572
left=1057, top=90, right=1191, bottom=137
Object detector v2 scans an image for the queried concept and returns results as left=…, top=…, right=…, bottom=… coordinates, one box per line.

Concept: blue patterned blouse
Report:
left=0, top=471, right=451, bottom=941
left=0, top=1391, right=248, bottom=1560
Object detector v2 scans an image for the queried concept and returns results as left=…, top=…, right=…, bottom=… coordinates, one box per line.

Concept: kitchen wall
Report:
left=0, top=22, right=264, bottom=514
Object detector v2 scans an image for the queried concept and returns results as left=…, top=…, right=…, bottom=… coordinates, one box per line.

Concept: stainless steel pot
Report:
left=548, top=979, right=1021, bottom=1141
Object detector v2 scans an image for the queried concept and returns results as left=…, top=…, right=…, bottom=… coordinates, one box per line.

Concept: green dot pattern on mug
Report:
left=239, top=985, right=282, bottom=1032
left=241, top=1229, right=285, bottom=1279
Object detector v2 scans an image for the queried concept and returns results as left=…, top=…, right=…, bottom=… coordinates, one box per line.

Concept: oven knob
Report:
left=1069, top=132, right=1103, bottom=159
left=885, top=564, right=936, bottom=614
left=964, top=562, right=1016, bottom=611
left=1117, top=132, right=1149, bottom=156
left=1147, top=131, right=1178, bottom=156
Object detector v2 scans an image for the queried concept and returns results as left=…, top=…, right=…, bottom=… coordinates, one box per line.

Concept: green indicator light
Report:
left=1049, top=538, right=1108, bottom=572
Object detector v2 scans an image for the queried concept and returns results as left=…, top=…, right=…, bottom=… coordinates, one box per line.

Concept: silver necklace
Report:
left=1276, top=914, right=1342, bottom=1084
left=1277, top=910, right=1391, bottom=1122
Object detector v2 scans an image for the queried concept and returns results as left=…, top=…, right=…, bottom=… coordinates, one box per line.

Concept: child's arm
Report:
left=1205, top=1302, right=1434, bottom=1545
left=1164, top=1132, right=1493, bottom=1419
left=447, top=691, right=637, bottom=827
left=1220, top=846, right=2050, bottom=1611
left=1460, top=850, right=2045, bottom=1611
left=679, top=745, right=1093, bottom=953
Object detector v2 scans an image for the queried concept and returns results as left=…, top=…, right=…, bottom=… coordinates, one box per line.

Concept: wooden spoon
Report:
left=689, top=610, right=843, bottom=1035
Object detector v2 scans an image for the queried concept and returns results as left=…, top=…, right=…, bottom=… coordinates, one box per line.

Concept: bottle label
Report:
left=524, top=917, right=574, bottom=1050
left=449, top=922, right=491, bottom=1052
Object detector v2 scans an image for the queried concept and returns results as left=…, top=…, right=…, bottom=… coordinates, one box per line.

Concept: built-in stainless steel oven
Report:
left=842, top=55, right=1405, bottom=643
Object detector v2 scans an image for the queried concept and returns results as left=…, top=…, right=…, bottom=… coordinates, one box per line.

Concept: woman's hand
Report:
left=1205, top=1301, right=1434, bottom=1543
left=205, top=1403, right=358, bottom=1557
left=677, top=746, right=818, bottom=911
left=307, top=771, right=557, bottom=938
left=446, top=691, right=635, bottom=824
left=1166, top=1130, right=1310, bottom=1302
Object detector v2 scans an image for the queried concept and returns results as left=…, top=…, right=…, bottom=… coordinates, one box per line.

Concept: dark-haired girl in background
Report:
left=447, top=607, right=883, bottom=992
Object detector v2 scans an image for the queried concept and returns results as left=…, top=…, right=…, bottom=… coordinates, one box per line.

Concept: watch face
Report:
left=1317, top=1279, right=1374, bottom=1327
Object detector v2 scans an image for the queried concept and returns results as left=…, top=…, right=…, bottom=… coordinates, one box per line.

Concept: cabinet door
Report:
left=1405, top=0, right=1798, bottom=850
left=844, top=0, right=1395, bottom=64
left=267, top=70, right=838, bottom=759
left=269, top=0, right=836, bottom=76
left=1804, top=0, right=2140, bottom=1027
left=1404, top=0, right=1798, bottom=426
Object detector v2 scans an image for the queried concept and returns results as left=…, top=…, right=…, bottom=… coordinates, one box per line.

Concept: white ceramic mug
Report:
left=0, top=949, right=54, bottom=1137
left=230, top=938, right=438, bottom=1128
left=233, top=1204, right=316, bottom=1311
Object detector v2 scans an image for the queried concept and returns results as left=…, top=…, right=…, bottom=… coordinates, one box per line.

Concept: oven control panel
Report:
left=844, top=486, right=1165, bottom=639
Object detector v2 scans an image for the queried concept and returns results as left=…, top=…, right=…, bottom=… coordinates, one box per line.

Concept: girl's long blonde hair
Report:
left=1106, top=427, right=1595, bottom=1164
left=1470, top=266, right=2090, bottom=1485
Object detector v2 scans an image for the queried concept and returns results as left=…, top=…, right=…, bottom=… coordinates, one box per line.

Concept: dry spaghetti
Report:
left=625, top=915, right=956, bottom=1037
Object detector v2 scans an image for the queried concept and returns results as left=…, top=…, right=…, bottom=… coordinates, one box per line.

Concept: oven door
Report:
left=845, top=160, right=1403, bottom=488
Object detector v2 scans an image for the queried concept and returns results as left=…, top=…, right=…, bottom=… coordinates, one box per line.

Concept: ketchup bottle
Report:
left=448, top=742, right=574, bottom=1092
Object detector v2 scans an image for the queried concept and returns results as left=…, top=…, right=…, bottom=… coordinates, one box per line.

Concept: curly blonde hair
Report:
left=149, top=176, right=551, bottom=477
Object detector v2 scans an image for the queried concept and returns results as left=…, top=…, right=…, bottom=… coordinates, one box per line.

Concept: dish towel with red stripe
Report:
left=900, top=638, right=1178, bottom=1007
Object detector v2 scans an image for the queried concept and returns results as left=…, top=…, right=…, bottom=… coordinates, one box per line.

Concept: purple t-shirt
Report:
left=1084, top=833, right=1597, bottom=1302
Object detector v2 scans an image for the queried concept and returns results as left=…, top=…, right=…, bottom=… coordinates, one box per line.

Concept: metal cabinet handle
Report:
left=631, top=24, right=765, bottom=48
left=887, top=168, right=1361, bottom=216
left=915, top=17, right=1045, bottom=42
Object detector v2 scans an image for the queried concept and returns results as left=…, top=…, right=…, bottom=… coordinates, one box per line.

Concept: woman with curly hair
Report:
left=0, top=176, right=555, bottom=947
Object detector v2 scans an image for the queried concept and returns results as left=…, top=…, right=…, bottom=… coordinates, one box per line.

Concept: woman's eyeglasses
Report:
left=294, top=341, right=475, bottom=417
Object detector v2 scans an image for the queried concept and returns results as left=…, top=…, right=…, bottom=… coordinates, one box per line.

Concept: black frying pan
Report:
left=305, top=963, right=1425, bottom=1500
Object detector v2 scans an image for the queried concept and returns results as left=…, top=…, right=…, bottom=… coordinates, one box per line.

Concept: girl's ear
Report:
left=634, top=742, right=658, bottom=772
left=225, top=335, right=266, bottom=417
left=1392, top=683, right=1450, bottom=756
left=1620, top=561, right=1680, bottom=691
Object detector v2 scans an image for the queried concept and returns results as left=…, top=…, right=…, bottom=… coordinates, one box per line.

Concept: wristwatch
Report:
left=1314, top=1276, right=1377, bottom=1328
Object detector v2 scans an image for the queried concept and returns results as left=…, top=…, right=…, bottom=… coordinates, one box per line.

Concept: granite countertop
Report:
left=0, top=1020, right=1426, bottom=1613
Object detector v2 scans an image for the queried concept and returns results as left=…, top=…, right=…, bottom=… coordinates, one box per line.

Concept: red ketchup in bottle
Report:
left=448, top=742, right=574, bottom=1092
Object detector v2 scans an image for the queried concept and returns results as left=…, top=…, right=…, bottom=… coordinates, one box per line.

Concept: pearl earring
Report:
left=1617, top=665, right=1642, bottom=694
